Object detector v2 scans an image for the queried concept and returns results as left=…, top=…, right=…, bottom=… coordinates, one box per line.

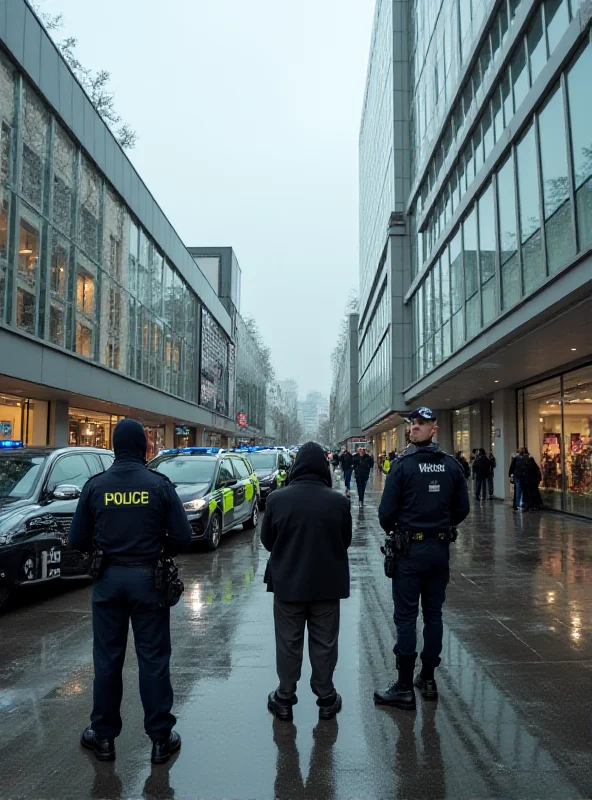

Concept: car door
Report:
left=216, top=457, right=236, bottom=531
left=230, top=456, right=251, bottom=521
left=43, top=453, right=96, bottom=576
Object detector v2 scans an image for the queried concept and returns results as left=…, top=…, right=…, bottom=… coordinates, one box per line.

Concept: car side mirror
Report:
left=52, top=484, right=82, bottom=501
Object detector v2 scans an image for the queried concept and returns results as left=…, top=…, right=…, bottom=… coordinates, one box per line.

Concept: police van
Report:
left=147, top=448, right=260, bottom=551
left=0, top=441, right=114, bottom=610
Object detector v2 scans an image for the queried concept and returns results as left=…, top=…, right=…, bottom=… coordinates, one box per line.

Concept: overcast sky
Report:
left=38, top=0, right=375, bottom=399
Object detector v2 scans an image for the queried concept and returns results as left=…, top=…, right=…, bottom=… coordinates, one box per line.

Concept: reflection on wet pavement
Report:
left=0, top=472, right=590, bottom=798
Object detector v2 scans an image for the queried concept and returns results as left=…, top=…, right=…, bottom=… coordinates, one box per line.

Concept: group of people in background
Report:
left=454, top=448, right=496, bottom=501
left=509, top=447, right=543, bottom=511
left=330, top=446, right=375, bottom=507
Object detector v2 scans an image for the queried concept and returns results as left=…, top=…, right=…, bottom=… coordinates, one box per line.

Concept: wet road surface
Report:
left=0, top=471, right=591, bottom=799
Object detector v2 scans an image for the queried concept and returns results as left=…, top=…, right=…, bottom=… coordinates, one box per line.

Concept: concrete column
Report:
left=49, top=400, right=69, bottom=447
left=492, top=389, right=517, bottom=501
left=436, top=410, right=453, bottom=454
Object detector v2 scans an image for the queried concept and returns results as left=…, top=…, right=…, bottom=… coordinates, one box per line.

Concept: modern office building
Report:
left=359, top=0, right=592, bottom=516
left=332, top=313, right=363, bottom=446
left=0, top=0, right=249, bottom=455
left=297, top=392, right=330, bottom=438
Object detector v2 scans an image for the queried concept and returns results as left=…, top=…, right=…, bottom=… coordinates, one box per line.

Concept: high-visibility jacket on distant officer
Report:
left=378, top=443, right=470, bottom=533
left=68, top=431, right=192, bottom=564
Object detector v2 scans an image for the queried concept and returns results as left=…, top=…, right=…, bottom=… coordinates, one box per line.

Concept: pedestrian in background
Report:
left=472, top=448, right=491, bottom=501
left=382, top=454, right=391, bottom=475
left=339, top=445, right=354, bottom=498
left=374, top=408, right=469, bottom=710
left=487, top=451, right=496, bottom=498
left=262, top=442, right=352, bottom=722
left=68, top=419, right=192, bottom=764
left=509, top=447, right=531, bottom=510
left=353, top=446, right=374, bottom=507
left=455, top=451, right=471, bottom=480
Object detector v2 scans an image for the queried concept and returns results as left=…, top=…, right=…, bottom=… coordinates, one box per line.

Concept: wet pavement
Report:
left=0, top=472, right=591, bottom=799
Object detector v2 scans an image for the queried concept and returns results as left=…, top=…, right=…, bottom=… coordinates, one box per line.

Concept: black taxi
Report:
left=147, top=448, right=260, bottom=551
left=0, top=441, right=114, bottom=610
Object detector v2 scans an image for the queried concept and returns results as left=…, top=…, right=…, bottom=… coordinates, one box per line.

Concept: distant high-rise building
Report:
left=297, top=392, right=329, bottom=437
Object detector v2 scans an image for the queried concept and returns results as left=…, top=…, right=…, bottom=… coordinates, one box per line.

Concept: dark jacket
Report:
left=455, top=455, right=470, bottom=479
left=339, top=450, right=354, bottom=471
left=261, top=442, right=352, bottom=602
left=472, top=454, right=491, bottom=478
left=378, top=443, right=470, bottom=533
left=353, top=452, right=374, bottom=481
left=68, top=419, right=192, bottom=564
left=509, top=453, right=531, bottom=481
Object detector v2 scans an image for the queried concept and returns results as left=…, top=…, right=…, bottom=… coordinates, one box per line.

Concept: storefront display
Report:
left=174, top=425, right=196, bottom=449
left=69, top=407, right=122, bottom=450
left=520, top=365, right=592, bottom=518
left=0, top=395, right=48, bottom=445
left=144, top=426, right=165, bottom=461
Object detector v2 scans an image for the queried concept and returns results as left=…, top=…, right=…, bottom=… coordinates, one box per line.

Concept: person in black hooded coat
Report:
left=261, top=441, right=352, bottom=722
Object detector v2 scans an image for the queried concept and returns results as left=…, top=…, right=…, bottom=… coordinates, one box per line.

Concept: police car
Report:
left=0, top=441, right=114, bottom=611
left=147, top=448, right=260, bottom=551
left=236, top=447, right=291, bottom=509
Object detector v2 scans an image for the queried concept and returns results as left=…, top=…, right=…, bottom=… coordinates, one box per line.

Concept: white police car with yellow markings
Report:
left=147, top=448, right=260, bottom=551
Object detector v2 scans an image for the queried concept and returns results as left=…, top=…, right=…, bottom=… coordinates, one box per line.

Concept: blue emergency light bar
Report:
left=0, top=440, right=24, bottom=449
left=161, top=447, right=222, bottom=455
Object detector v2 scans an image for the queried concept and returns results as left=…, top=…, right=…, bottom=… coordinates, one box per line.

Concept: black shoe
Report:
left=414, top=674, right=438, bottom=700
left=317, top=692, right=342, bottom=720
left=151, top=730, right=181, bottom=764
left=373, top=681, right=416, bottom=710
left=267, top=691, right=297, bottom=721
left=80, top=726, right=115, bottom=762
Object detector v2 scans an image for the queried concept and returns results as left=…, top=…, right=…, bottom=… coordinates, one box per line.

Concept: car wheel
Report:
left=244, top=501, right=259, bottom=530
left=22, top=555, right=36, bottom=582
left=206, top=512, right=222, bottom=551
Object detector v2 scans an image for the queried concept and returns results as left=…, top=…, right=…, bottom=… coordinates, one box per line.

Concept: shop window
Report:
left=538, top=84, right=574, bottom=275
left=21, top=85, right=49, bottom=212
left=562, top=366, right=592, bottom=517
left=76, top=269, right=95, bottom=316
left=566, top=41, right=592, bottom=250
left=497, top=154, right=520, bottom=309
left=52, top=124, right=75, bottom=235
left=17, top=210, right=41, bottom=335
left=524, top=377, right=563, bottom=511
left=545, top=0, right=570, bottom=57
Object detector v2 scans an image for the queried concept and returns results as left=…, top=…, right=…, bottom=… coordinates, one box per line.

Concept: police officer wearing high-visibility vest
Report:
left=374, top=407, right=469, bottom=710
left=68, top=419, right=192, bottom=763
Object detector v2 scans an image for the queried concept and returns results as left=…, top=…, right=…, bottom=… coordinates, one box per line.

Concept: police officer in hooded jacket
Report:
left=374, top=408, right=469, bottom=710
left=68, top=419, right=192, bottom=763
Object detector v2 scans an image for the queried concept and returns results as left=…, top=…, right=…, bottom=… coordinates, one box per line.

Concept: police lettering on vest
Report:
left=104, top=491, right=150, bottom=506
left=419, top=463, right=445, bottom=473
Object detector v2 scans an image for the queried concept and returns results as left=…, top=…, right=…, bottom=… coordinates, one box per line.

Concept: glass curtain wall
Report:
left=411, top=34, right=592, bottom=382
left=520, top=364, right=592, bottom=518
left=0, top=51, right=219, bottom=409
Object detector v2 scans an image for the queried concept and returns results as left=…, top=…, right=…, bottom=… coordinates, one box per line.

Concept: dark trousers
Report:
left=91, top=565, right=175, bottom=741
left=344, top=469, right=352, bottom=490
left=273, top=596, right=340, bottom=700
left=487, top=473, right=494, bottom=497
left=475, top=475, right=487, bottom=500
left=356, top=476, right=369, bottom=503
left=392, top=540, right=450, bottom=668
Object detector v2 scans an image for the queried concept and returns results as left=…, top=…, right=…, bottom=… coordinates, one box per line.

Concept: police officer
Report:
left=373, top=408, right=469, bottom=710
left=68, top=419, right=192, bottom=763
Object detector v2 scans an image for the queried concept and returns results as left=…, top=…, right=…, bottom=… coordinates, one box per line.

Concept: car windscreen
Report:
left=150, top=456, right=216, bottom=485
left=246, top=453, right=277, bottom=470
left=0, top=454, right=47, bottom=500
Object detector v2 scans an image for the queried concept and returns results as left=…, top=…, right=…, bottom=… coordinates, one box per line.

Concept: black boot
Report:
left=413, top=664, right=438, bottom=700
left=373, top=654, right=417, bottom=710
left=80, top=726, right=115, bottom=761
left=151, top=730, right=181, bottom=764
left=317, top=692, right=342, bottom=720
left=267, top=691, right=298, bottom=721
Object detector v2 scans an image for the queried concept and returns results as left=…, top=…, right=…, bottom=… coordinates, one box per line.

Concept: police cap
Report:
left=405, top=406, right=437, bottom=422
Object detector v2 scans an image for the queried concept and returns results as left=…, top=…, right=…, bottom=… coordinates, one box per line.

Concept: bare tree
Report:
left=33, top=6, right=138, bottom=150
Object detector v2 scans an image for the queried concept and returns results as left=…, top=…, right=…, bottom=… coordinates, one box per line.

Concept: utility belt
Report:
left=88, top=546, right=184, bottom=608
left=381, top=525, right=458, bottom=578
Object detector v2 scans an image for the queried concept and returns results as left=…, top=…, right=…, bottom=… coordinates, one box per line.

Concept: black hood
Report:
left=112, top=419, right=147, bottom=463
left=288, top=442, right=331, bottom=486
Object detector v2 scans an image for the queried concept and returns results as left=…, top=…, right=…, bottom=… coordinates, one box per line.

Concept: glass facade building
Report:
left=358, top=0, right=592, bottom=516
left=0, top=1, right=243, bottom=447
